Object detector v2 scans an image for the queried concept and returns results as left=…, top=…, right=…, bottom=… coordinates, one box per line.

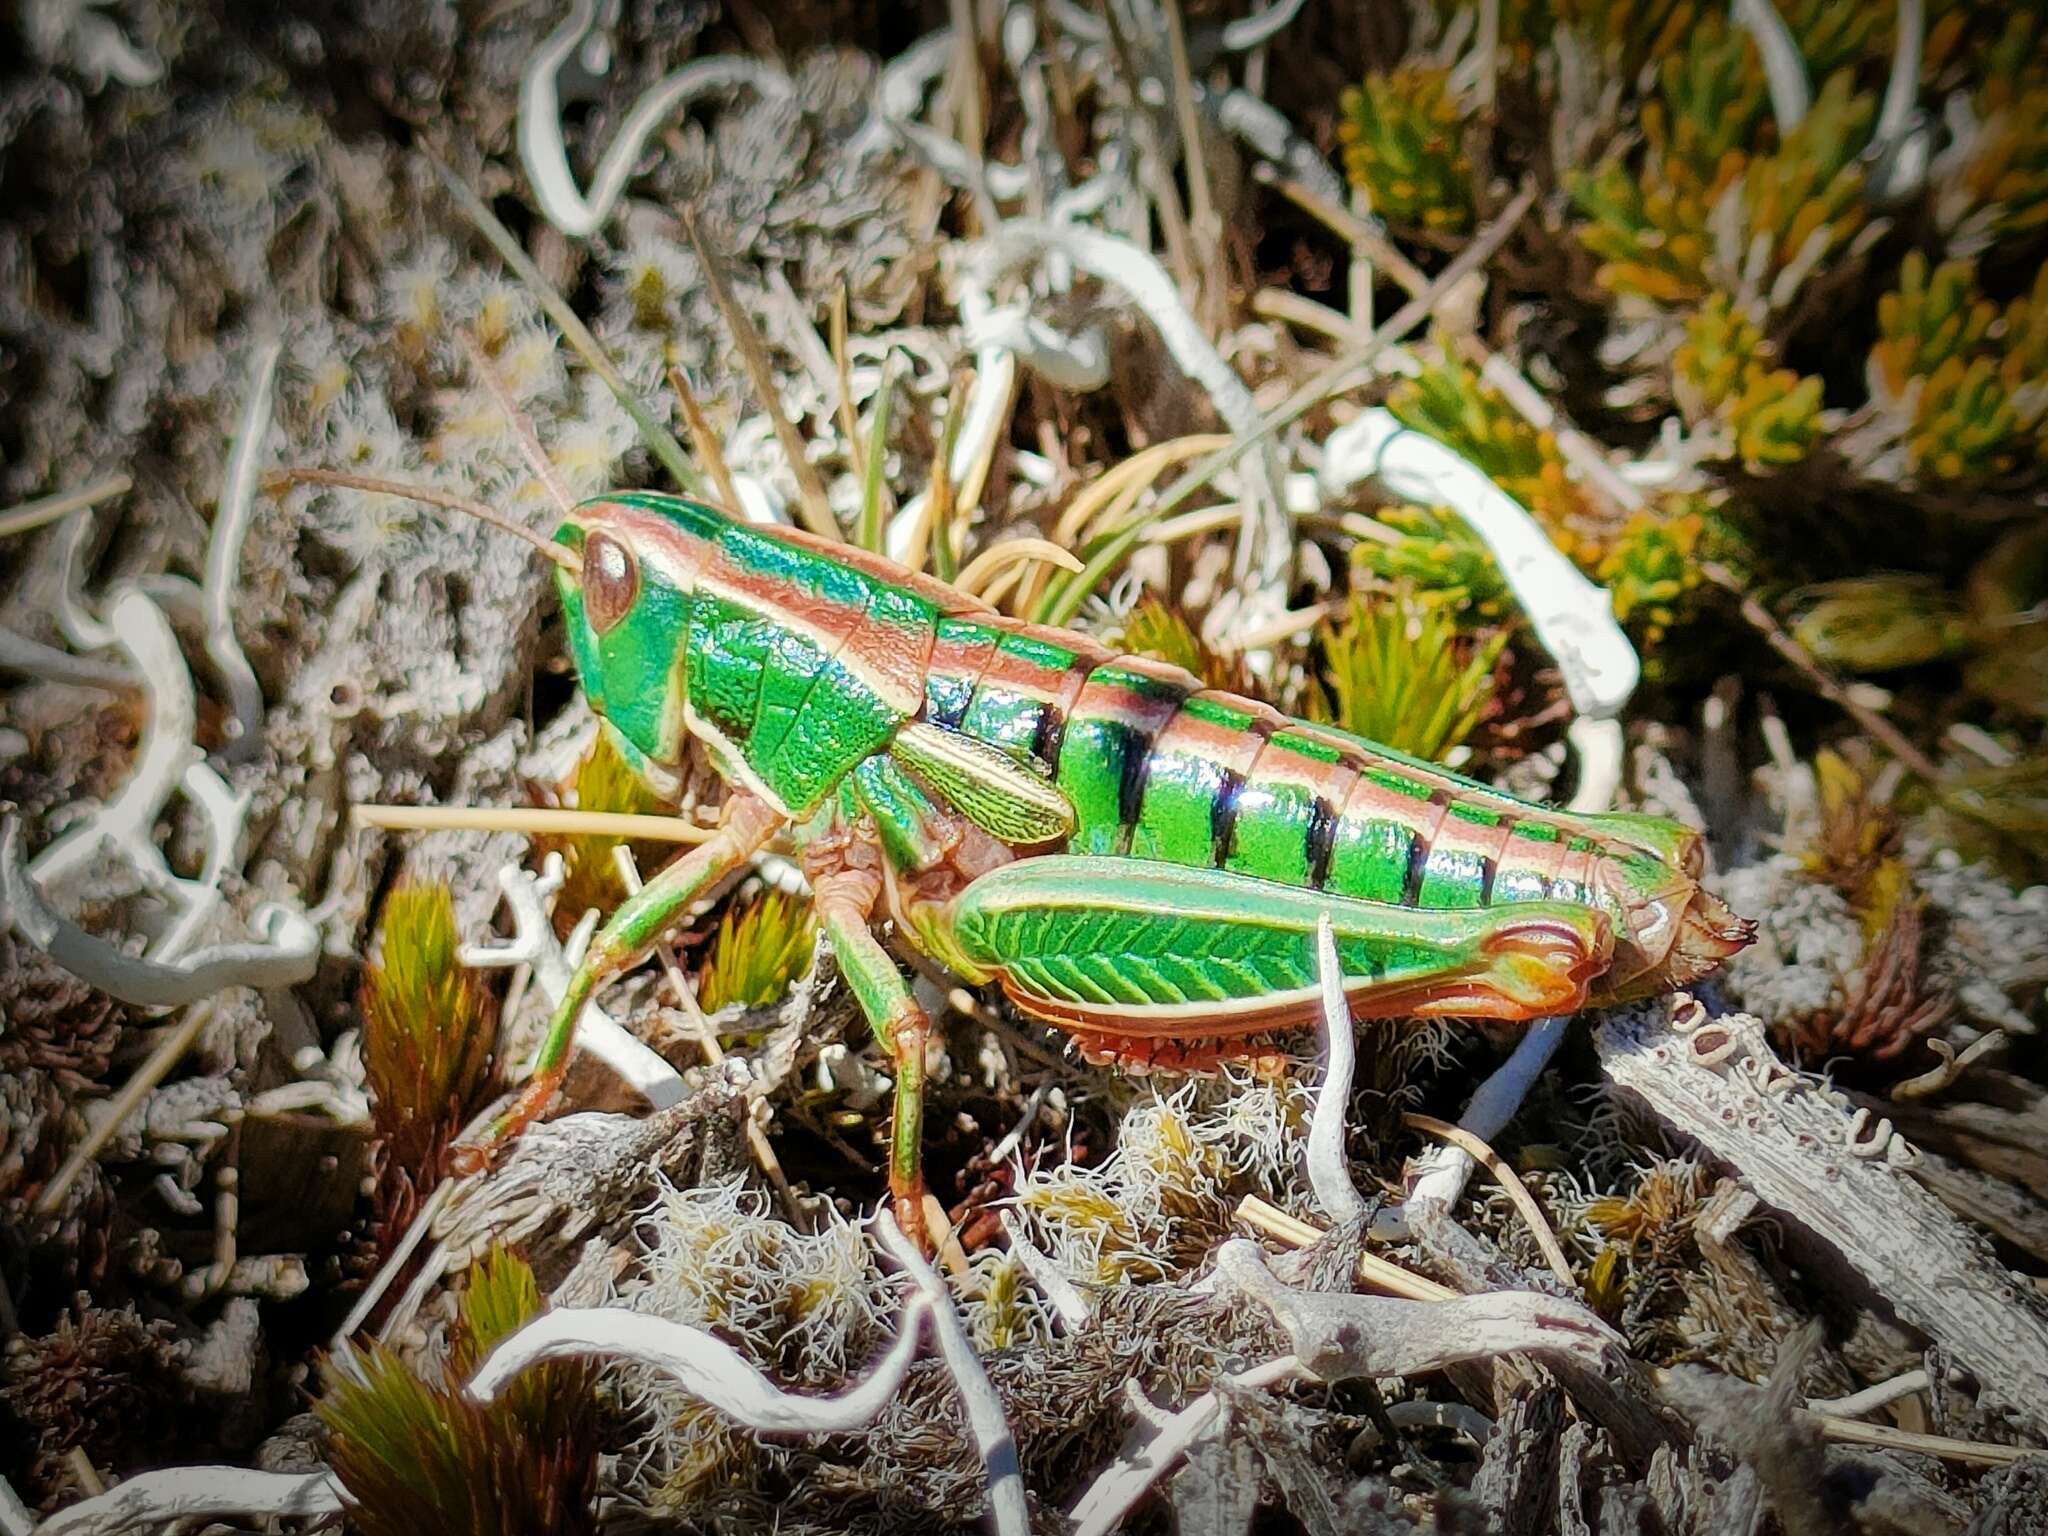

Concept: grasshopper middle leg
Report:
left=454, top=791, right=784, bottom=1169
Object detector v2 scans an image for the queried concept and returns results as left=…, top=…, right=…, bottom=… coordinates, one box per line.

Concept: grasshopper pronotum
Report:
left=309, top=479, right=1752, bottom=1245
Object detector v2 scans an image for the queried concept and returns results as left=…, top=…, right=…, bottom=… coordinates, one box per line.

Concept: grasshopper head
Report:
left=552, top=494, right=732, bottom=793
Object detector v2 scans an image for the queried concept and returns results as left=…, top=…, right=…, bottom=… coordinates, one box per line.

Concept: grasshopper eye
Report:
left=583, top=532, right=638, bottom=635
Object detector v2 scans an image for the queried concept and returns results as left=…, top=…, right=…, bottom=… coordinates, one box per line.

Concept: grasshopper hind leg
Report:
left=941, top=857, right=1614, bottom=1044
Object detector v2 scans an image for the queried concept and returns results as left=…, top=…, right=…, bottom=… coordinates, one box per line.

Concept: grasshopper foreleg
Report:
left=452, top=791, right=784, bottom=1171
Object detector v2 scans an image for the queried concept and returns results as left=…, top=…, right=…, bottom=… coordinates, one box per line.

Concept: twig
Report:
left=1809, top=1368, right=1929, bottom=1419
left=35, top=1468, right=348, bottom=1536
left=1373, top=1013, right=1572, bottom=1242
left=0, top=473, right=130, bottom=540
left=1811, top=1415, right=2030, bottom=1466
left=1067, top=1356, right=1305, bottom=1536
left=332, top=1178, right=457, bottom=1348
left=1402, top=1113, right=1576, bottom=1290
left=352, top=803, right=714, bottom=842
left=1700, top=562, right=1941, bottom=781
left=677, top=207, right=837, bottom=539
left=1147, top=184, right=1538, bottom=531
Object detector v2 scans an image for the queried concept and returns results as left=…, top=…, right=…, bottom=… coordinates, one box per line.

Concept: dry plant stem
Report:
left=1809, top=1367, right=1930, bottom=1418
left=977, top=223, right=1287, bottom=587
left=829, top=286, right=864, bottom=488
left=876, top=1208, right=1029, bottom=1535
left=332, top=1177, right=456, bottom=1348
left=604, top=845, right=798, bottom=1214
left=1233, top=1196, right=1457, bottom=1302
left=677, top=206, right=836, bottom=539
left=352, top=803, right=714, bottom=843
left=1810, top=1415, right=2031, bottom=1467
left=1161, top=0, right=1219, bottom=314
left=34, top=1468, right=348, bottom=1536
left=954, top=537, right=1083, bottom=598
left=1150, top=184, right=1538, bottom=527
left=1374, top=1013, right=1571, bottom=1242
left=1700, top=562, right=1941, bottom=781
left=433, top=160, right=699, bottom=493
left=1402, top=1112, right=1577, bottom=1290
left=610, top=842, right=720, bottom=1064
left=35, top=1001, right=215, bottom=1217
left=1267, top=168, right=1646, bottom=516
left=1599, top=1000, right=2048, bottom=1438
left=0, top=472, right=130, bottom=539
left=667, top=364, right=746, bottom=517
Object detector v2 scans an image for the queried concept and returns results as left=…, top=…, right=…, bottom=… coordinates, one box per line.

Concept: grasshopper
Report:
left=407, top=493, right=1753, bottom=1236
left=343, top=484, right=1751, bottom=1241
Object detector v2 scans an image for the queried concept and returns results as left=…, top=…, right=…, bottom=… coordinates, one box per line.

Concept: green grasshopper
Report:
left=343, top=485, right=1751, bottom=1241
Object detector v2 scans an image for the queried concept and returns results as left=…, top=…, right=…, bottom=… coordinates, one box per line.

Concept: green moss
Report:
left=318, top=1250, right=601, bottom=1536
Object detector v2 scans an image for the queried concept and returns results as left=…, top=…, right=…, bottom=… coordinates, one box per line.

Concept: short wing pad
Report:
left=946, top=857, right=1612, bottom=1034
left=890, top=720, right=1076, bottom=847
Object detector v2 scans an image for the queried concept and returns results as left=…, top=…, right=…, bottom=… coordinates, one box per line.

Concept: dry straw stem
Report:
left=954, top=538, right=1084, bottom=603
left=677, top=206, right=836, bottom=539
left=0, top=472, right=129, bottom=539
left=1700, top=562, right=1941, bottom=781
left=667, top=364, right=745, bottom=518
left=1233, top=1197, right=1456, bottom=1302
left=32, top=999, right=215, bottom=1217
left=1402, top=1112, right=1577, bottom=1290
left=352, top=804, right=714, bottom=843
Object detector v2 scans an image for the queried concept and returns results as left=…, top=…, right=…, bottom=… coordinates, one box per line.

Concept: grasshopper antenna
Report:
left=455, top=327, right=576, bottom=518
left=265, top=467, right=579, bottom=574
